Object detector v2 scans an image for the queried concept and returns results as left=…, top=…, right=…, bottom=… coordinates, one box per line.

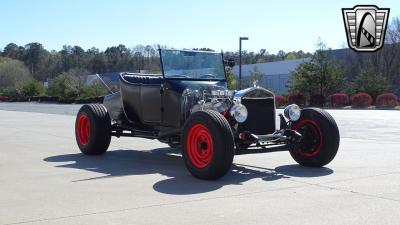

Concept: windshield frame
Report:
left=159, top=48, right=227, bottom=81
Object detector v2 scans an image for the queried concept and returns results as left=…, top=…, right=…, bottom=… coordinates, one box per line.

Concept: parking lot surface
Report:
left=0, top=103, right=399, bottom=225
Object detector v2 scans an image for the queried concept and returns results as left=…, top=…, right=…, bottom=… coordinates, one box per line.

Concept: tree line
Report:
left=0, top=42, right=314, bottom=83
left=1, top=17, right=399, bottom=104
left=0, top=41, right=313, bottom=101
left=0, top=43, right=161, bottom=82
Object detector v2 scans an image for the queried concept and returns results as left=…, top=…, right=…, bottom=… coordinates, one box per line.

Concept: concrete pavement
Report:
left=0, top=103, right=399, bottom=225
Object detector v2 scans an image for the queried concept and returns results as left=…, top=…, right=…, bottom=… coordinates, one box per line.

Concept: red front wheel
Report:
left=186, top=124, right=214, bottom=168
left=290, top=108, right=340, bottom=167
left=182, top=110, right=235, bottom=180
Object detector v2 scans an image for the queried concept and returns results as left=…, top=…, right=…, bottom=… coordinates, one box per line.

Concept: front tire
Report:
left=75, top=104, right=111, bottom=155
left=289, top=108, right=339, bottom=167
left=182, top=110, right=235, bottom=180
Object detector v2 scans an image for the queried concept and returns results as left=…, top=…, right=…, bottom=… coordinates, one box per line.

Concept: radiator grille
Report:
left=238, top=97, right=276, bottom=135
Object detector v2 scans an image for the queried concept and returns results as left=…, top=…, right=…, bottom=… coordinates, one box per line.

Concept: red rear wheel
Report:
left=75, top=104, right=111, bottom=155
left=77, top=114, right=91, bottom=145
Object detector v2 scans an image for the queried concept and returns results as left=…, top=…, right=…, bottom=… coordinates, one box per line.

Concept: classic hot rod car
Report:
left=75, top=49, right=340, bottom=180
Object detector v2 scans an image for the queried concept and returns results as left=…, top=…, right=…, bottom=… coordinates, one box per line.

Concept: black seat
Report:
left=120, top=73, right=163, bottom=85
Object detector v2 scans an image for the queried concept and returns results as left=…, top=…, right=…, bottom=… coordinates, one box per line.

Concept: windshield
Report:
left=160, top=49, right=226, bottom=80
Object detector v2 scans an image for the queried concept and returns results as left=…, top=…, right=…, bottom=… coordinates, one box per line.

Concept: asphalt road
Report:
left=0, top=103, right=399, bottom=225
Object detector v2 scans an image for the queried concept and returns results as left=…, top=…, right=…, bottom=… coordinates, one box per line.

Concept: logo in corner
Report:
left=342, top=5, right=390, bottom=52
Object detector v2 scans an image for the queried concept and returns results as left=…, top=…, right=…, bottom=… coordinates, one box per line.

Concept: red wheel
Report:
left=75, top=104, right=111, bottom=155
left=77, top=114, right=91, bottom=145
left=294, top=119, right=323, bottom=157
left=182, top=110, right=234, bottom=180
left=290, top=108, right=340, bottom=167
left=186, top=124, right=214, bottom=168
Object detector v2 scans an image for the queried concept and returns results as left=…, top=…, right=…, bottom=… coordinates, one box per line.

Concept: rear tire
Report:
left=75, top=104, right=111, bottom=155
left=182, top=110, right=234, bottom=180
left=289, top=108, right=339, bottom=167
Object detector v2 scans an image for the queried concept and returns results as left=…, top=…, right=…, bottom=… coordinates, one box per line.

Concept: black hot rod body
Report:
left=75, top=49, right=340, bottom=180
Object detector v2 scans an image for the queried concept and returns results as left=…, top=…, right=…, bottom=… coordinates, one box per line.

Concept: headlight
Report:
left=230, top=104, right=248, bottom=123
left=284, top=104, right=301, bottom=121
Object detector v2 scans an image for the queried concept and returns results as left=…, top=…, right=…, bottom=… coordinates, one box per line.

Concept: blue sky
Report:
left=0, top=0, right=399, bottom=53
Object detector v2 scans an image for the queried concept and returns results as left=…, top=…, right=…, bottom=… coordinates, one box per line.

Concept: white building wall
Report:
left=231, top=58, right=309, bottom=95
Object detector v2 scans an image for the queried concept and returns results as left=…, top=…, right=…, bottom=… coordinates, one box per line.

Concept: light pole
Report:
left=239, top=37, right=249, bottom=89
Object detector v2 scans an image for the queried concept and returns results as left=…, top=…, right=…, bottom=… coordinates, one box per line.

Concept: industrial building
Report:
left=231, top=58, right=310, bottom=95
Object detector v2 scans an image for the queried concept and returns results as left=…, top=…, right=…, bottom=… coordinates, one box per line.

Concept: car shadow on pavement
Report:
left=44, top=147, right=333, bottom=195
